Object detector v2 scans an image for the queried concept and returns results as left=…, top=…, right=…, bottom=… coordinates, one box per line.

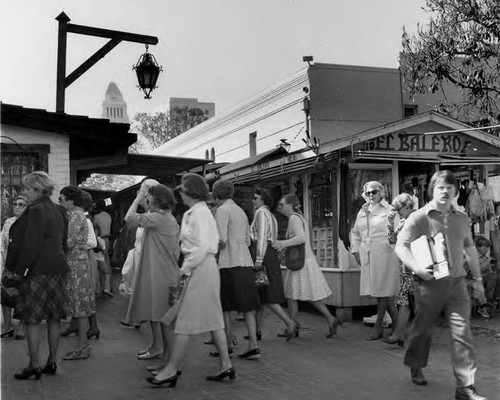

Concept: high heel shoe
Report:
left=146, top=373, right=178, bottom=387
left=42, top=362, right=57, bottom=375
left=14, top=366, right=42, bottom=380
left=1, top=328, right=14, bottom=338
left=383, top=335, right=404, bottom=347
left=87, top=328, right=100, bottom=340
left=206, top=366, right=236, bottom=381
left=326, top=317, right=342, bottom=338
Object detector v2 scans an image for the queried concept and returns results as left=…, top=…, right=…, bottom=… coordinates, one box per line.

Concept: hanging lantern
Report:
left=133, top=45, right=162, bottom=99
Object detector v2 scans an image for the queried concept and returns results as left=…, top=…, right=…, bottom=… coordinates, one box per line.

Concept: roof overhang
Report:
left=319, top=111, right=500, bottom=167
left=219, top=147, right=289, bottom=177
left=79, top=153, right=211, bottom=178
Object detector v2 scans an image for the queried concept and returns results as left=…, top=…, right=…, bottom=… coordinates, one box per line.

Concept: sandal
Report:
left=63, top=345, right=90, bottom=360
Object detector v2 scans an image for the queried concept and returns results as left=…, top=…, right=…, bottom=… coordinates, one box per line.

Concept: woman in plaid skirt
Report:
left=7, top=172, right=69, bottom=380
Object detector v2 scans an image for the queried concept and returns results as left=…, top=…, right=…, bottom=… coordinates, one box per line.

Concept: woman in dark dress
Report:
left=8, top=172, right=68, bottom=380
left=250, top=188, right=296, bottom=340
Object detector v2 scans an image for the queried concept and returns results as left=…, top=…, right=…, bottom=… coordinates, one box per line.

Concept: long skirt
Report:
left=175, top=254, right=224, bottom=335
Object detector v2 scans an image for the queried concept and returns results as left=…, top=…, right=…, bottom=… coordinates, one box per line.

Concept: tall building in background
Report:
left=169, top=97, right=215, bottom=118
left=102, top=82, right=129, bottom=123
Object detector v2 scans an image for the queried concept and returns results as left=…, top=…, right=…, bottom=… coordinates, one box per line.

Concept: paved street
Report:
left=2, top=276, right=499, bottom=400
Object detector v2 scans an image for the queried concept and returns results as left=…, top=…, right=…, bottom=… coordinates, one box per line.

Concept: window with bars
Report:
left=1, top=144, right=49, bottom=224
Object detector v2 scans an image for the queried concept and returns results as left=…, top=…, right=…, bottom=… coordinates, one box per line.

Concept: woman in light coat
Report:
left=351, top=181, right=400, bottom=340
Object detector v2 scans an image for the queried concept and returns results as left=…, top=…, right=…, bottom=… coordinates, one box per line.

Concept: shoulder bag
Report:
left=284, top=214, right=306, bottom=271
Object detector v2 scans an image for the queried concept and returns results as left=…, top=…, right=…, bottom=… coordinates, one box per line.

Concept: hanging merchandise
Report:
left=466, top=183, right=485, bottom=223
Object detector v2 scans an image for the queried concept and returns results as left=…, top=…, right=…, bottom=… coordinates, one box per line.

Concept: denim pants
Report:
left=404, top=276, right=476, bottom=387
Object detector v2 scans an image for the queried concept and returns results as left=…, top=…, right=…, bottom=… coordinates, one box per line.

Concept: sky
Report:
left=0, top=0, right=431, bottom=119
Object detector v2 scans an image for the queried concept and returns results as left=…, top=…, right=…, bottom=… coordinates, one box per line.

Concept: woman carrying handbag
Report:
left=272, top=194, right=341, bottom=338
left=250, top=188, right=296, bottom=341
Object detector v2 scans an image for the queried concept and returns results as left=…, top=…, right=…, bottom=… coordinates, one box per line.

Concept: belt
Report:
left=101, top=235, right=109, bottom=239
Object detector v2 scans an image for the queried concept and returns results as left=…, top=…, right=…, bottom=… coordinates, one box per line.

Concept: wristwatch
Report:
left=472, top=276, right=483, bottom=282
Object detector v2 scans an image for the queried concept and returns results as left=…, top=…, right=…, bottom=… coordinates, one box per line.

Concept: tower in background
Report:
left=169, top=97, right=215, bottom=119
left=102, top=82, right=129, bottom=123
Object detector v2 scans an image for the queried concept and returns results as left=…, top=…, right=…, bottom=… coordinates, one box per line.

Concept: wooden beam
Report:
left=56, top=12, right=70, bottom=113
left=67, top=23, right=158, bottom=45
left=71, top=152, right=128, bottom=170
left=65, top=38, right=122, bottom=88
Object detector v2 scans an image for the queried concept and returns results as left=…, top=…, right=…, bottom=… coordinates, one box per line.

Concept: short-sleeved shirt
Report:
left=396, top=202, right=473, bottom=278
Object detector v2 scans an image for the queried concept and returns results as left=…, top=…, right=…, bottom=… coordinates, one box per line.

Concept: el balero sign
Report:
left=363, top=133, right=472, bottom=153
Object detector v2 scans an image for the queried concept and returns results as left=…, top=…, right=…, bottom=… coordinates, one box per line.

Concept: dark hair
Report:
left=95, top=199, right=106, bottom=212
left=474, top=236, right=491, bottom=248
left=80, top=190, right=94, bottom=212
left=282, top=193, right=302, bottom=214
left=255, top=188, right=273, bottom=207
left=427, top=170, right=458, bottom=200
left=60, top=186, right=85, bottom=207
left=494, top=201, right=500, bottom=213
left=212, top=180, right=234, bottom=201
left=181, top=173, right=209, bottom=201
left=148, top=184, right=176, bottom=210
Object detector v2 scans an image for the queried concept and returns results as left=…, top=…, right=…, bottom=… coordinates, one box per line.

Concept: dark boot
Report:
left=60, top=317, right=78, bottom=337
left=87, top=313, right=100, bottom=340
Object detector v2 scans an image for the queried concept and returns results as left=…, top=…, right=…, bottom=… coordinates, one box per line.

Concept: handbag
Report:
left=284, top=214, right=306, bottom=271
left=1, top=270, right=24, bottom=308
left=162, top=276, right=189, bottom=326
left=285, top=244, right=305, bottom=271
left=254, top=266, right=270, bottom=288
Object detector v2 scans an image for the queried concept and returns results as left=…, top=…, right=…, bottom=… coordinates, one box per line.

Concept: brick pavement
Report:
left=2, top=281, right=499, bottom=400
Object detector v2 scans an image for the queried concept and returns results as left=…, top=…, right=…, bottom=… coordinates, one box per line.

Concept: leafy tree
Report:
left=131, top=106, right=208, bottom=151
left=401, top=0, right=500, bottom=127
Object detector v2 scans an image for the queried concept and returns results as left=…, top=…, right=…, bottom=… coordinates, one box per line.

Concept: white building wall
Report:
left=1, top=125, right=70, bottom=202
left=155, top=69, right=309, bottom=163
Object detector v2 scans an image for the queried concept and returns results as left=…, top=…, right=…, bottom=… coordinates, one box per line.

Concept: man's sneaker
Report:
left=455, top=385, right=487, bottom=400
left=477, top=307, right=490, bottom=319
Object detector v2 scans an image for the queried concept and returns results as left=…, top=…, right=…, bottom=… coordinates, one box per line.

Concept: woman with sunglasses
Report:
left=1, top=196, right=28, bottom=340
left=351, top=181, right=400, bottom=341
left=384, top=193, right=416, bottom=346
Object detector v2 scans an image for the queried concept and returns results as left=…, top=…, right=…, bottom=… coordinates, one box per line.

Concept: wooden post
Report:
left=54, top=12, right=158, bottom=114
left=56, top=12, right=70, bottom=113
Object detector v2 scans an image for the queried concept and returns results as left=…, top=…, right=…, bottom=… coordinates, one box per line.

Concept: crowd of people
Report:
left=0, top=169, right=496, bottom=399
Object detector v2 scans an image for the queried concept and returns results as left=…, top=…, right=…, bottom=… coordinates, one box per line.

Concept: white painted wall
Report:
left=1, top=125, right=70, bottom=202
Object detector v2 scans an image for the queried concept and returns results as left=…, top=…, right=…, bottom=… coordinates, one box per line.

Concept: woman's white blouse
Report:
left=180, top=201, right=219, bottom=274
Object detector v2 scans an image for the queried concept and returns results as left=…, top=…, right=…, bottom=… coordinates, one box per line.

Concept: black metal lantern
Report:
left=133, top=45, right=162, bottom=99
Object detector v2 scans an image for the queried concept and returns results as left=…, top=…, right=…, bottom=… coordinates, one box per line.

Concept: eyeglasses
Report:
left=364, top=190, right=379, bottom=196
left=13, top=202, right=27, bottom=208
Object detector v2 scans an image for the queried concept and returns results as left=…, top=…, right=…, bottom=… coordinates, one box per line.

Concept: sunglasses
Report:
left=13, top=202, right=27, bottom=208
left=394, top=205, right=407, bottom=212
left=58, top=196, right=66, bottom=202
left=364, top=190, right=379, bottom=196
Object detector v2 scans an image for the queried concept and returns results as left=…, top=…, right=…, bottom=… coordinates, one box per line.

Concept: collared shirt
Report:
left=396, top=202, right=473, bottom=278
left=180, top=201, right=219, bottom=274
left=215, top=199, right=253, bottom=269
left=250, top=206, right=278, bottom=265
